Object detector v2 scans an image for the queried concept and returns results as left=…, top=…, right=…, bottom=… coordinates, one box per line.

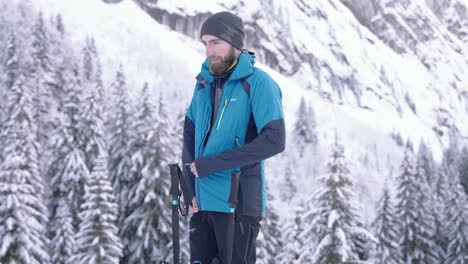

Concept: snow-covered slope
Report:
left=33, top=0, right=204, bottom=102
left=29, top=0, right=466, bottom=219
left=135, top=0, right=468, bottom=158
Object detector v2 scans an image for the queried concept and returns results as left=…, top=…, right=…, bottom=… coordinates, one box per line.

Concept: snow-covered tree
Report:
left=73, top=152, right=123, bottom=264
left=292, top=96, right=318, bottom=158
left=0, top=73, right=49, bottom=263
left=170, top=107, right=185, bottom=160
left=309, top=137, right=374, bottom=263
left=433, top=161, right=452, bottom=261
left=46, top=12, right=73, bottom=112
left=371, top=185, right=403, bottom=264
left=156, top=92, right=178, bottom=164
left=416, top=140, right=436, bottom=188
left=54, top=13, right=65, bottom=36
left=458, top=147, right=468, bottom=195
left=156, top=92, right=186, bottom=262
left=256, top=191, right=282, bottom=264
left=78, top=70, right=106, bottom=171
left=416, top=141, right=441, bottom=257
left=1, top=32, right=19, bottom=165
left=444, top=182, right=468, bottom=264
left=394, top=142, right=439, bottom=263
left=277, top=200, right=306, bottom=263
left=2, top=32, right=19, bottom=95
left=106, top=67, right=134, bottom=228
left=280, top=160, right=297, bottom=201
left=50, top=199, right=76, bottom=264
left=121, top=168, right=173, bottom=263
left=119, top=81, right=156, bottom=262
left=30, top=12, right=57, bottom=145
left=80, top=36, right=101, bottom=85
left=47, top=66, right=89, bottom=228
left=121, top=89, right=187, bottom=263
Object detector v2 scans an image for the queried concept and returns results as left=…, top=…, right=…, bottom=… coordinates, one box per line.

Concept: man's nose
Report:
left=205, top=46, right=215, bottom=57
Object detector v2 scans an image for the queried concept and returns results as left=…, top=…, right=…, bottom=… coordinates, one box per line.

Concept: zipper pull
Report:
left=236, top=136, right=241, bottom=147
left=216, top=99, right=228, bottom=130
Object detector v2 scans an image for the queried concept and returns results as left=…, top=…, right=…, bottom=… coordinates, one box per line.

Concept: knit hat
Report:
left=200, top=11, right=245, bottom=50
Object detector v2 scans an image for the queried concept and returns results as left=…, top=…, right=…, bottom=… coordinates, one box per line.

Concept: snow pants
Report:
left=189, top=211, right=261, bottom=264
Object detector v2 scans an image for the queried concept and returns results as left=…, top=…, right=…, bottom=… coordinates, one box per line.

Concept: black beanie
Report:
left=200, top=11, right=245, bottom=50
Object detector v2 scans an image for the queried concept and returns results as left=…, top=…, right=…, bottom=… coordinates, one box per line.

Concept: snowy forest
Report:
left=0, top=0, right=467, bottom=264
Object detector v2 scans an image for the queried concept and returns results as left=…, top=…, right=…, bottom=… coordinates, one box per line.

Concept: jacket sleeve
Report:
left=195, top=76, right=285, bottom=177
left=181, top=89, right=197, bottom=199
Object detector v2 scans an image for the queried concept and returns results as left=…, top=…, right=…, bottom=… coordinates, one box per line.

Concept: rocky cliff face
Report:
left=341, top=0, right=468, bottom=46
left=133, top=0, right=299, bottom=75
left=133, top=0, right=468, bottom=147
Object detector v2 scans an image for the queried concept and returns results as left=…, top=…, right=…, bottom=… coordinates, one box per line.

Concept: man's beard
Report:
left=208, top=47, right=236, bottom=76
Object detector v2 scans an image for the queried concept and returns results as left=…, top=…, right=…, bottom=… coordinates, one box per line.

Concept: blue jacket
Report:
left=182, top=51, right=285, bottom=216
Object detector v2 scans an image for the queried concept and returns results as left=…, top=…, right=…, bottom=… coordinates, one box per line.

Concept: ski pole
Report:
left=225, top=171, right=240, bottom=264
left=168, top=164, right=181, bottom=264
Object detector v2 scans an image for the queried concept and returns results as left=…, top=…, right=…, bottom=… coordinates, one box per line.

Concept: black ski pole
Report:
left=225, top=171, right=240, bottom=264
left=168, top=164, right=181, bottom=264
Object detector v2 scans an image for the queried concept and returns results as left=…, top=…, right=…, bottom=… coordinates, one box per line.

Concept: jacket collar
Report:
left=196, top=51, right=255, bottom=85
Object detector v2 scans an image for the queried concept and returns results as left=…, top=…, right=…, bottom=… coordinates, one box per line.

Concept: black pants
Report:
left=189, top=211, right=261, bottom=264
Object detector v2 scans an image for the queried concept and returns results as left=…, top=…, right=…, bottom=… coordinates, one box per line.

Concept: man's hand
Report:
left=189, top=197, right=199, bottom=213
left=190, top=162, right=199, bottom=177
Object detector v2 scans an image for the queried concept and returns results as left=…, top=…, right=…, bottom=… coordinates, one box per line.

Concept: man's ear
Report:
left=235, top=48, right=242, bottom=58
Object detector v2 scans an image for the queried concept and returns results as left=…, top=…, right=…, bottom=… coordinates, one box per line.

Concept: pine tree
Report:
left=55, top=13, right=65, bottom=36
left=256, top=191, right=282, bottom=264
left=156, top=92, right=185, bottom=262
left=0, top=32, right=19, bottom=165
left=78, top=70, right=106, bottom=171
left=394, top=142, right=439, bottom=263
left=87, top=37, right=102, bottom=86
left=277, top=200, right=305, bottom=263
left=3, top=32, right=19, bottom=95
left=309, top=137, right=374, bottom=263
left=80, top=37, right=97, bottom=83
left=0, top=1, right=9, bottom=62
left=416, top=140, right=436, bottom=188
left=280, top=160, right=296, bottom=201
left=371, top=185, right=403, bottom=264
left=444, top=182, right=468, bottom=264
left=30, top=11, right=57, bottom=145
left=73, top=152, right=123, bottom=263
left=156, top=92, right=178, bottom=164
left=0, top=73, right=49, bottom=263
left=47, top=12, right=72, bottom=112
left=119, top=82, right=157, bottom=262
left=122, top=90, right=183, bottom=263
left=106, top=67, right=134, bottom=228
left=50, top=199, right=76, bottom=264
left=122, top=168, right=172, bottom=263
left=170, top=107, right=185, bottom=160
left=433, top=163, right=451, bottom=261
left=458, top=147, right=468, bottom=195
left=48, top=66, right=89, bottom=228
left=293, top=96, right=318, bottom=158
left=416, top=141, right=441, bottom=258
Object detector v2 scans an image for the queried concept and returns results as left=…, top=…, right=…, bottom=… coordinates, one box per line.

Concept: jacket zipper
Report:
left=216, top=99, right=228, bottom=130
left=236, top=136, right=241, bottom=147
